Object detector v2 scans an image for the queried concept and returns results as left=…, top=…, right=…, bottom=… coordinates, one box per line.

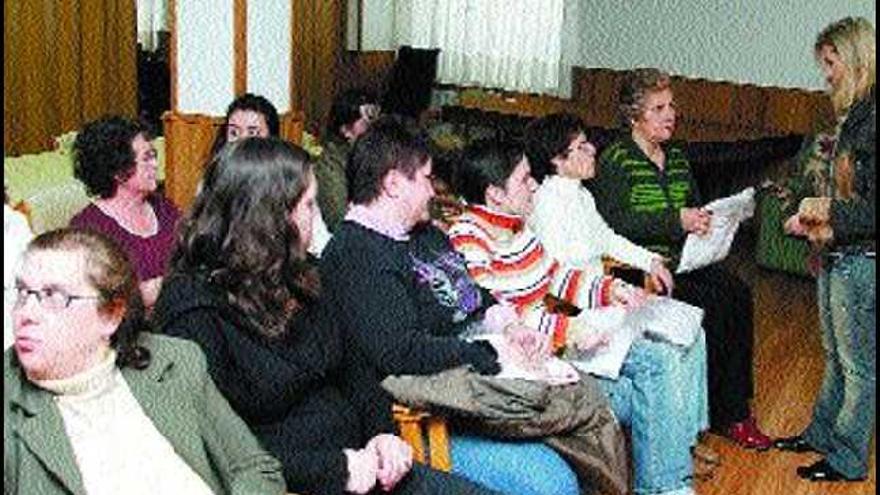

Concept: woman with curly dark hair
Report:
left=5, top=227, right=284, bottom=494
left=69, top=116, right=181, bottom=310
left=152, top=137, right=493, bottom=495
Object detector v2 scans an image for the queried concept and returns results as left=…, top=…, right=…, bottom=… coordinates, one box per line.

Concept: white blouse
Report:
left=529, top=175, right=659, bottom=274
left=35, top=351, right=215, bottom=495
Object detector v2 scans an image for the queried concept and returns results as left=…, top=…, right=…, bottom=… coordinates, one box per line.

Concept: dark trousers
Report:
left=673, top=264, right=755, bottom=429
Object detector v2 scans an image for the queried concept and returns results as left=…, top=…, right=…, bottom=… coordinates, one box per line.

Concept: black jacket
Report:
left=320, top=222, right=500, bottom=437
left=152, top=272, right=366, bottom=495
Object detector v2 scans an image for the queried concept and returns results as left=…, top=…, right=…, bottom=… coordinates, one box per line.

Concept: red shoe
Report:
left=727, top=416, right=772, bottom=450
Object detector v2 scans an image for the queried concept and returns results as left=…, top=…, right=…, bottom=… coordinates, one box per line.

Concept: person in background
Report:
left=315, top=89, right=381, bottom=231
left=4, top=187, right=32, bottom=350
left=208, top=93, right=331, bottom=256
left=153, top=137, right=494, bottom=495
left=448, top=139, right=706, bottom=495
left=5, top=228, right=285, bottom=494
left=70, top=117, right=180, bottom=311
left=775, top=16, right=875, bottom=483
left=589, top=68, right=772, bottom=450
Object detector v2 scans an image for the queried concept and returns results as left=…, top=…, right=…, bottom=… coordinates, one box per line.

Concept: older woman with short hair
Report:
left=70, top=117, right=181, bottom=310
left=590, top=68, right=771, bottom=450
left=5, top=228, right=285, bottom=494
left=776, top=17, right=875, bottom=483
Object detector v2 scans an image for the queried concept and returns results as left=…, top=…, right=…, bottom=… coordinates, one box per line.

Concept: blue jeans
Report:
left=597, top=334, right=708, bottom=494
left=450, top=435, right=579, bottom=495
left=804, top=253, right=876, bottom=479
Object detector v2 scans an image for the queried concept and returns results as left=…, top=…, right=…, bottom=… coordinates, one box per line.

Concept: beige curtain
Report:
left=4, top=0, right=138, bottom=156
left=291, top=0, right=344, bottom=134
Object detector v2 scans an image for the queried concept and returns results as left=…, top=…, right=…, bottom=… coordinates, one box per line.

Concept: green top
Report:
left=314, top=139, right=351, bottom=232
left=4, top=333, right=286, bottom=495
left=590, top=137, right=701, bottom=259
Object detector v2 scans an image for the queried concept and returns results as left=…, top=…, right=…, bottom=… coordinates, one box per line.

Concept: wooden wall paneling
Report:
left=161, top=112, right=223, bottom=210
left=279, top=111, right=306, bottom=145
left=731, top=83, right=767, bottom=137
left=161, top=111, right=306, bottom=211
left=234, top=0, right=247, bottom=96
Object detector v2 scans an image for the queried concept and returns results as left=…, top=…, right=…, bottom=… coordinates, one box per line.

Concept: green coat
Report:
left=4, top=333, right=286, bottom=495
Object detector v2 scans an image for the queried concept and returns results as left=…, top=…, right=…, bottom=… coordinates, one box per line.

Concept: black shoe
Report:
left=796, top=459, right=866, bottom=482
left=774, top=435, right=819, bottom=453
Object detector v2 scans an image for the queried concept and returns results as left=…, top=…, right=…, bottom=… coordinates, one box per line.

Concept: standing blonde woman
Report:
left=775, top=16, right=875, bottom=483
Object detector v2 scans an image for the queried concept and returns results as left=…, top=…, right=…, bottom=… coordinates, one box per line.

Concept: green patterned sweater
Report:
left=589, top=137, right=701, bottom=259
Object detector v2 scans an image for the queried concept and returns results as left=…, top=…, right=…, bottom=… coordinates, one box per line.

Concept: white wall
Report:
left=567, top=0, right=875, bottom=90
left=175, top=0, right=294, bottom=115
left=248, top=0, right=292, bottom=112
left=176, top=0, right=235, bottom=114
left=357, top=0, right=874, bottom=93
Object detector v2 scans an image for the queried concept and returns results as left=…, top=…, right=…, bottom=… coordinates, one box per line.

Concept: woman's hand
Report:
left=483, top=303, right=519, bottom=334
left=647, top=257, right=674, bottom=295
left=491, top=323, right=551, bottom=371
left=367, top=434, right=413, bottom=492
left=344, top=448, right=379, bottom=494
left=680, top=207, right=712, bottom=236
left=783, top=213, right=807, bottom=237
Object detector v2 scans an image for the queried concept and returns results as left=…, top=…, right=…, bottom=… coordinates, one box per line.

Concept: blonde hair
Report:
left=815, top=17, right=875, bottom=114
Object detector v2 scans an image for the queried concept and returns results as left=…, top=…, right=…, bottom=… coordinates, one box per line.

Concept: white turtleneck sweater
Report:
left=34, top=351, right=215, bottom=495
left=530, top=175, right=659, bottom=274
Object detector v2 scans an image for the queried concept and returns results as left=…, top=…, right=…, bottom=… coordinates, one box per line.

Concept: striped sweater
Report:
left=591, top=138, right=701, bottom=258
left=448, top=205, right=614, bottom=351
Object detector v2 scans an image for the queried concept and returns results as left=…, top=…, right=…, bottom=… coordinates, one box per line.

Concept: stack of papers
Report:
left=677, top=187, right=756, bottom=274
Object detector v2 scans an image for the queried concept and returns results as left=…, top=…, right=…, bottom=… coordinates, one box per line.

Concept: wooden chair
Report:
left=601, top=256, right=659, bottom=293
left=392, top=404, right=452, bottom=472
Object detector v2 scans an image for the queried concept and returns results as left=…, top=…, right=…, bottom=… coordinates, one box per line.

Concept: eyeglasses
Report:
left=11, top=286, right=101, bottom=311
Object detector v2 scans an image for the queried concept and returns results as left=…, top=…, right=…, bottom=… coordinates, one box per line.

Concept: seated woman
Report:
left=5, top=228, right=285, bottom=494
left=447, top=139, right=706, bottom=495
left=590, top=68, right=771, bottom=450
left=208, top=92, right=330, bottom=256
left=152, top=137, right=494, bottom=495
left=320, top=117, right=626, bottom=495
left=315, top=89, right=381, bottom=231
left=70, top=117, right=180, bottom=310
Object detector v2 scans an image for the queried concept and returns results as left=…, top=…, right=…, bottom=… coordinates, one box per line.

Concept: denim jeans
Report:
left=450, top=435, right=579, bottom=495
left=596, top=334, right=708, bottom=494
left=804, top=253, right=876, bottom=479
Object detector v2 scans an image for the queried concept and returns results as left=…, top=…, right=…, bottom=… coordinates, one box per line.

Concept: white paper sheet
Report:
left=677, top=187, right=756, bottom=274
left=626, top=296, right=704, bottom=347
left=473, top=333, right=581, bottom=385
left=565, top=307, right=636, bottom=380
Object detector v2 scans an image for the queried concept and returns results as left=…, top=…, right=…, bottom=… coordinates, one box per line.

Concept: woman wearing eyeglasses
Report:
left=5, top=228, right=285, bottom=495
left=316, top=89, right=382, bottom=231
left=69, top=117, right=181, bottom=311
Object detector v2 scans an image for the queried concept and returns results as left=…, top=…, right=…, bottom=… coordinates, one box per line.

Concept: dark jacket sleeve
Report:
left=830, top=96, right=876, bottom=244
left=160, top=305, right=336, bottom=424
left=592, top=149, right=687, bottom=245
left=330, top=260, right=499, bottom=376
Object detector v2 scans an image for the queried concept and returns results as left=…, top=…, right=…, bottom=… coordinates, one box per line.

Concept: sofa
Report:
left=4, top=133, right=166, bottom=234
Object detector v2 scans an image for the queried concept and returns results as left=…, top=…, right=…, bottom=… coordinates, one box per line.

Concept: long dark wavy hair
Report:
left=170, top=137, right=318, bottom=338
left=27, top=228, right=151, bottom=369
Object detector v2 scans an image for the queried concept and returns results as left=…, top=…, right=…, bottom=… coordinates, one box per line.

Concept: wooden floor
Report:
left=692, top=230, right=875, bottom=495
